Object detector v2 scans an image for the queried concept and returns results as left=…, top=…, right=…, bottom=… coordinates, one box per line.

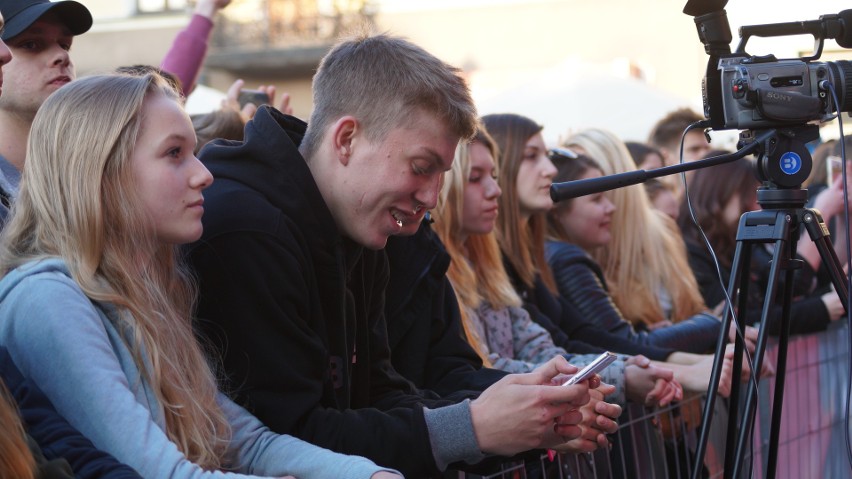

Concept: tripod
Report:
left=691, top=125, right=850, bottom=479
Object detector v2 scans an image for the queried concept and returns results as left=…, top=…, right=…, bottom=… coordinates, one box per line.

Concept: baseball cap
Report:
left=0, top=0, right=92, bottom=41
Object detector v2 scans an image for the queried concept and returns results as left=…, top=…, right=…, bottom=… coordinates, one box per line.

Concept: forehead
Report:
left=390, top=110, right=459, bottom=168
left=525, top=132, right=546, bottom=149
left=468, top=142, right=495, bottom=168
left=684, top=130, right=708, bottom=144
left=138, top=92, right=189, bottom=132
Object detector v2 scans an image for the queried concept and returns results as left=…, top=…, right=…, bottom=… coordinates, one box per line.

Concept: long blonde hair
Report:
left=481, top=114, right=557, bottom=292
left=0, top=74, right=230, bottom=469
left=0, top=380, right=35, bottom=479
left=562, top=128, right=706, bottom=326
left=432, top=126, right=520, bottom=364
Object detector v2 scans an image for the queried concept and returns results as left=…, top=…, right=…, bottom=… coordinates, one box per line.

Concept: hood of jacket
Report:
left=0, top=258, right=70, bottom=304
left=197, top=106, right=342, bottom=254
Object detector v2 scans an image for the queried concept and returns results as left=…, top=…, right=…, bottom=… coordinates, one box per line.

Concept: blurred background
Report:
left=73, top=0, right=851, bottom=145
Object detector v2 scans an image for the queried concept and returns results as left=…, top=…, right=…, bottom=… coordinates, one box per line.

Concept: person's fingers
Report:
left=644, top=378, right=667, bottom=406
left=626, top=355, right=650, bottom=368
left=261, top=85, right=276, bottom=105
left=657, top=382, right=680, bottom=407
left=553, top=409, right=584, bottom=428
left=595, top=400, right=621, bottom=421
left=226, top=78, right=244, bottom=103
left=240, top=103, right=258, bottom=122
left=279, top=92, right=293, bottom=115
left=531, top=355, right=579, bottom=381
left=596, top=382, right=616, bottom=397
left=552, top=424, right=583, bottom=442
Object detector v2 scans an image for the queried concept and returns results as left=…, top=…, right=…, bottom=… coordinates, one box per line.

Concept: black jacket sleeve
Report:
left=528, top=279, right=676, bottom=360
left=548, top=244, right=720, bottom=354
left=748, top=245, right=832, bottom=336
left=0, top=348, right=142, bottom=479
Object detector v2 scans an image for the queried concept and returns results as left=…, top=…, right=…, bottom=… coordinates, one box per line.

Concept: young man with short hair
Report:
left=189, top=33, right=606, bottom=478
left=647, top=107, right=712, bottom=165
left=0, top=0, right=91, bottom=222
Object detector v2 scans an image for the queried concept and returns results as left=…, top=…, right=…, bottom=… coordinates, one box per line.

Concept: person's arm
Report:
left=550, top=246, right=722, bottom=353
left=530, top=278, right=676, bottom=360
left=0, top=347, right=142, bottom=479
left=547, top=243, right=640, bottom=338
left=217, top=394, right=398, bottom=478
left=0, top=268, right=304, bottom=479
left=160, top=0, right=231, bottom=96
left=506, top=305, right=573, bottom=368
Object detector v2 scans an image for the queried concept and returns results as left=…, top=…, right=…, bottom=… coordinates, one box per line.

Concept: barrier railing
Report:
left=456, top=323, right=851, bottom=479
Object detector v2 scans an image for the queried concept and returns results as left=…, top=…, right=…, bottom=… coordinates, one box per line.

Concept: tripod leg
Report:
left=724, top=243, right=754, bottom=475
left=765, top=256, right=796, bottom=479
left=692, top=239, right=747, bottom=479
left=802, top=209, right=849, bottom=312
left=732, top=214, right=794, bottom=478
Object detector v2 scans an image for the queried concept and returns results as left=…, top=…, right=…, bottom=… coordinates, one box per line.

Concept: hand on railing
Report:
left=625, top=355, right=683, bottom=407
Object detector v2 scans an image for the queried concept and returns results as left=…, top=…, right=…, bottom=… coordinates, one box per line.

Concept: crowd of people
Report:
left=0, top=0, right=845, bottom=478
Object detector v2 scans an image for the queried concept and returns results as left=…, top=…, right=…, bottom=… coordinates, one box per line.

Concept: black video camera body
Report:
left=712, top=55, right=851, bottom=130
left=686, top=1, right=852, bottom=131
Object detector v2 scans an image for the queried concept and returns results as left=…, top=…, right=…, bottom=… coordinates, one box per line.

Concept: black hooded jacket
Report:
left=384, top=220, right=507, bottom=399
left=187, top=107, right=454, bottom=477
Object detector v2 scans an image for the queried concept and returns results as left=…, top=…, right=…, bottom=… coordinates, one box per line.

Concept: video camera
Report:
left=684, top=0, right=852, bottom=131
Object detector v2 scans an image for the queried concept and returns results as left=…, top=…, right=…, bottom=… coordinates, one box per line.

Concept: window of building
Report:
left=137, top=0, right=188, bottom=14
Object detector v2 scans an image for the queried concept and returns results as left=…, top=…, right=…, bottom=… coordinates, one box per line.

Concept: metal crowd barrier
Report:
left=455, top=323, right=852, bottom=479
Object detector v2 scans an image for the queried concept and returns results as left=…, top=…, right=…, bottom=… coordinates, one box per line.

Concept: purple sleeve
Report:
left=160, top=14, right=214, bottom=97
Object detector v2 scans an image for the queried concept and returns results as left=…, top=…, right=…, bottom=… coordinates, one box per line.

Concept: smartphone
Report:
left=237, top=89, right=270, bottom=108
left=562, top=351, right=617, bottom=386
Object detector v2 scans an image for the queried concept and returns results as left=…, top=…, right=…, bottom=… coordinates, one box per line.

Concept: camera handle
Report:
left=689, top=127, right=850, bottom=479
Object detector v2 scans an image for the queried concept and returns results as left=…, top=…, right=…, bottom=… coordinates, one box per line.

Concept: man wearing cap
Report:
left=0, top=0, right=91, bottom=224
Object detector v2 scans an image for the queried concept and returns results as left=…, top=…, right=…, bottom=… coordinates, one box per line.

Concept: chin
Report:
left=357, top=231, right=390, bottom=250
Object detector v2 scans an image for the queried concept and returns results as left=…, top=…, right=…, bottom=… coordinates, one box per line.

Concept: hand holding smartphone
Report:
left=237, top=89, right=270, bottom=108
left=562, top=351, right=617, bottom=386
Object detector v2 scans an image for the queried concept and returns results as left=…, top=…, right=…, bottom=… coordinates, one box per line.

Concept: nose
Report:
left=415, top=172, right=443, bottom=209
left=190, top=156, right=214, bottom=190
left=51, top=45, right=71, bottom=68
left=542, top=155, right=557, bottom=179
left=0, top=40, right=10, bottom=66
left=604, top=197, right=616, bottom=214
left=485, top=177, right=502, bottom=199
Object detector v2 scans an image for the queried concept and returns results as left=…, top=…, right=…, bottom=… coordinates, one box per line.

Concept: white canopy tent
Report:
left=473, top=60, right=704, bottom=146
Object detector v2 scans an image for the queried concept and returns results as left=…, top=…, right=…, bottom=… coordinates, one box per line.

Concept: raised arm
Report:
left=160, top=0, right=231, bottom=96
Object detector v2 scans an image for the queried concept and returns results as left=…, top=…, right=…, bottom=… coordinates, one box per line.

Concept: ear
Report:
left=330, top=116, right=358, bottom=166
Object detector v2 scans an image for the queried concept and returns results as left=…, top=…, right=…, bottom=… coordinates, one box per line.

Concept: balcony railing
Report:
left=212, top=0, right=376, bottom=50
left=205, top=0, right=376, bottom=76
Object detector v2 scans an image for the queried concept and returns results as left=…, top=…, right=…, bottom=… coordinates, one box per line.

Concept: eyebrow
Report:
left=416, top=147, right=452, bottom=171
left=157, top=133, right=193, bottom=147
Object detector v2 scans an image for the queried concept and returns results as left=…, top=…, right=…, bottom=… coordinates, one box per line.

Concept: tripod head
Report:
left=740, top=125, right=820, bottom=210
